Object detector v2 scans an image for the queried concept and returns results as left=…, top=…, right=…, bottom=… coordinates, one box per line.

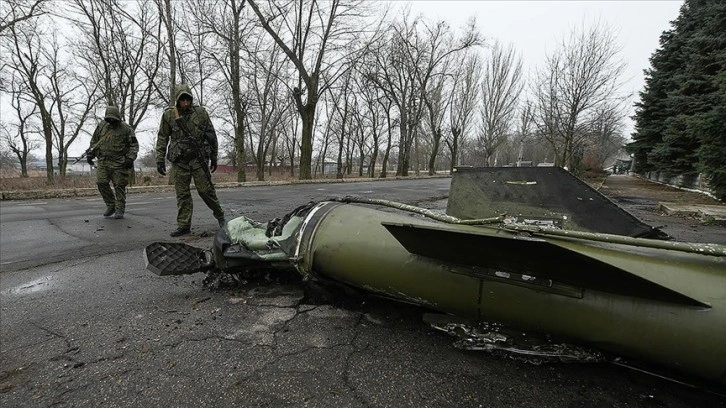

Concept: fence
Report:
left=644, top=171, right=716, bottom=198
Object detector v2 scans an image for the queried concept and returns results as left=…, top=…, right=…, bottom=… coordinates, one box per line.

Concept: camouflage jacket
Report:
left=155, top=85, right=218, bottom=165
left=89, top=121, right=138, bottom=166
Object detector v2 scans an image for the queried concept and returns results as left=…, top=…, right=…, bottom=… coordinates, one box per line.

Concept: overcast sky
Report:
left=8, top=1, right=685, bottom=158
left=398, top=0, right=684, bottom=137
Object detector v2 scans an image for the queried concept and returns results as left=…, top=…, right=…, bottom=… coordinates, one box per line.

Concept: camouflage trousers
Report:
left=172, top=160, right=224, bottom=229
left=96, top=160, right=130, bottom=212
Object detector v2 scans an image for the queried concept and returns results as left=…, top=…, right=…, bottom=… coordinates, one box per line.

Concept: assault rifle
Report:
left=72, top=150, right=91, bottom=165
left=174, top=111, right=213, bottom=183
left=73, top=139, right=102, bottom=165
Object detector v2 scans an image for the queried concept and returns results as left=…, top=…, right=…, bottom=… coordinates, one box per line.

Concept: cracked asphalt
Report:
left=1, top=176, right=724, bottom=407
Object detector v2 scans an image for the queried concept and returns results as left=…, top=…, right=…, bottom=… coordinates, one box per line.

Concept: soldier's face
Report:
left=179, top=97, right=192, bottom=109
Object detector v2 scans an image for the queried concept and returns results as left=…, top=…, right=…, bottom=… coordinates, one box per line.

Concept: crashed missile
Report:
left=144, top=168, right=726, bottom=388
left=145, top=198, right=726, bottom=386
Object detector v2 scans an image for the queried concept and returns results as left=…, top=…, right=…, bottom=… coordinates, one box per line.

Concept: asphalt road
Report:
left=1, top=176, right=724, bottom=407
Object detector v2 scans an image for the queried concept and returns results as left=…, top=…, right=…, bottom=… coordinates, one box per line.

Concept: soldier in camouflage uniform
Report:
left=156, top=84, right=225, bottom=237
left=87, top=106, right=138, bottom=219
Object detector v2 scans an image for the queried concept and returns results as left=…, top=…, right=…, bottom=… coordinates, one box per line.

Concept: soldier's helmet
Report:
left=104, top=106, right=121, bottom=122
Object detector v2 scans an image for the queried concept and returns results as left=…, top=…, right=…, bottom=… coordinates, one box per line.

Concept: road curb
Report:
left=657, top=201, right=726, bottom=222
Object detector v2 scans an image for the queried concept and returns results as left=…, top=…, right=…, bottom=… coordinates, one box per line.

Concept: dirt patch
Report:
left=598, top=175, right=726, bottom=244
left=599, top=175, right=721, bottom=205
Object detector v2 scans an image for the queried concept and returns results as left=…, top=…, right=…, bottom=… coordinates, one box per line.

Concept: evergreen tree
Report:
left=692, top=4, right=726, bottom=200
left=629, top=27, right=682, bottom=173
left=629, top=0, right=726, bottom=200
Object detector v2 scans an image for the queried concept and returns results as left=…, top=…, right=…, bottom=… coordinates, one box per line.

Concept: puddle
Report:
left=3, top=276, right=53, bottom=295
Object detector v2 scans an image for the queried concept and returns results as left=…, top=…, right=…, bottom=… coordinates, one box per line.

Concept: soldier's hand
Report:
left=124, top=158, right=134, bottom=169
left=210, top=158, right=217, bottom=173
left=85, top=148, right=95, bottom=166
left=157, top=162, right=167, bottom=176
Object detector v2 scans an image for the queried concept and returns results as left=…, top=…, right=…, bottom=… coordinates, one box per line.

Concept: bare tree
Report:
left=351, top=105, right=367, bottom=177
left=44, top=33, right=100, bottom=176
left=584, top=98, right=628, bottom=169
left=247, top=0, right=380, bottom=180
left=421, top=73, right=449, bottom=175
left=314, top=99, right=335, bottom=177
left=531, top=22, right=626, bottom=172
left=514, top=101, right=534, bottom=166
left=327, top=70, right=355, bottom=178
left=378, top=96, right=395, bottom=178
left=410, top=18, right=480, bottom=175
left=157, top=0, right=176, bottom=102
left=0, top=0, right=47, bottom=34
left=1, top=76, right=41, bottom=177
left=173, top=4, right=219, bottom=104
left=353, top=72, right=387, bottom=177
left=365, top=16, right=419, bottom=177
left=247, top=42, right=293, bottom=181
left=447, top=52, right=481, bottom=170
left=477, top=41, right=523, bottom=166
left=280, top=110, right=299, bottom=178
left=5, top=19, right=55, bottom=181
left=368, top=14, right=480, bottom=176
left=69, top=0, right=163, bottom=128
left=190, top=0, right=252, bottom=182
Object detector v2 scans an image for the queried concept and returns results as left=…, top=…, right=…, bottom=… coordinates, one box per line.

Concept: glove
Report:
left=124, top=158, right=134, bottom=169
left=86, top=149, right=95, bottom=166
left=210, top=158, right=217, bottom=173
left=157, top=162, right=167, bottom=176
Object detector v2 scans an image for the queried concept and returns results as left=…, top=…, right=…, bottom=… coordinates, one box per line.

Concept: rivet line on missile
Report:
left=502, top=224, right=726, bottom=257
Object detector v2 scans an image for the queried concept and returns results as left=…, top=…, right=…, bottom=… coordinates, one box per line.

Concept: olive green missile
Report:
left=145, top=199, right=725, bottom=385
left=144, top=168, right=726, bottom=388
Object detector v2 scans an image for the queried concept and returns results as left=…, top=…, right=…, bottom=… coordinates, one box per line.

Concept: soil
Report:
left=597, top=174, right=726, bottom=244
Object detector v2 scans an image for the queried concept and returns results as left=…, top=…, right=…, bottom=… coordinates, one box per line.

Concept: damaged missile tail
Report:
left=144, top=167, right=726, bottom=389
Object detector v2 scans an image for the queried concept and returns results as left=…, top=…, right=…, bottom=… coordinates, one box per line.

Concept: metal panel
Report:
left=447, top=167, right=665, bottom=238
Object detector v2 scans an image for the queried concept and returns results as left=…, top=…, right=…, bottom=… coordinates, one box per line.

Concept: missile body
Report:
left=288, top=201, right=726, bottom=385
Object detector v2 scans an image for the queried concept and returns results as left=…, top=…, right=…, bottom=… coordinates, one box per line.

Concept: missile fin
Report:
left=383, top=222, right=710, bottom=308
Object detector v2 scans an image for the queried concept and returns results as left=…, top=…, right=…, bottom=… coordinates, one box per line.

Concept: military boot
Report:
left=103, top=207, right=115, bottom=217
left=217, top=217, right=226, bottom=228
left=170, top=227, right=191, bottom=237
left=114, top=211, right=124, bottom=219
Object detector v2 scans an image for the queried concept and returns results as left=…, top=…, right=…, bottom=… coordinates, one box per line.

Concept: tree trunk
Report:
left=299, top=104, right=315, bottom=180
left=235, top=108, right=246, bottom=182
left=42, top=117, right=53, bottom=183
left=450, top=127, right=460, bottom=171
left=428, top=128, right=441, bottom=176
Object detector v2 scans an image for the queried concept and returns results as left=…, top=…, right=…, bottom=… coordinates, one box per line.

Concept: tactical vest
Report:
left=166, top=108, right=212, bottom=163
left=96, top=122, right=132, bottom=158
